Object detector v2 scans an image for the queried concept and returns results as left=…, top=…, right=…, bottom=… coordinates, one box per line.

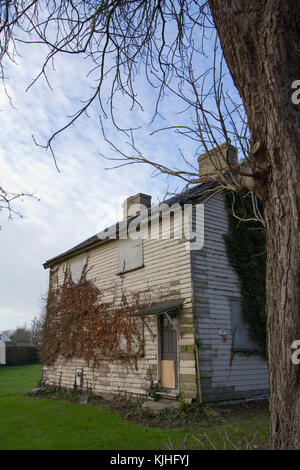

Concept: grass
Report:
left=0, top=364, right=269, bottom=450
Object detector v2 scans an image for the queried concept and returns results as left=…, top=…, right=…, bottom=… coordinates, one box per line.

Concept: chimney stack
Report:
left=123, top=193, right=152, bottom=219
left=198, top=143, right=238, bottom=176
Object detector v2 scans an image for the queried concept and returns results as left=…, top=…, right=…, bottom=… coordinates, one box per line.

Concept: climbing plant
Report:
left=40, top=262, right=167, bottom=366
left=224, top=191, right=266, bottom=355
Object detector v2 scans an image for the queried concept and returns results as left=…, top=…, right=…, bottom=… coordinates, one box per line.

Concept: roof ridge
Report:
left=43, top=182, right=215, bottom=269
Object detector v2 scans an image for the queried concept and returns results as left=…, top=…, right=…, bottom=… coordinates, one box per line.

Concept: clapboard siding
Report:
left=191, top=192, right=269, bottom=402
left=43, top=215, right=197, bottom=399
left=44, top=190, right=269, bottom=403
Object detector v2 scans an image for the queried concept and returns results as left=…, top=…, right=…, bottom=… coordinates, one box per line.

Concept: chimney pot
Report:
left=123, top=193, right=152, bottom=219
left=198, top=143, right=238, bottom=176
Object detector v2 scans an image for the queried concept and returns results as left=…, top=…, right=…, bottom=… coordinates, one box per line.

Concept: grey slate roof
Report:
left=43, top=181, right=215, bottom=269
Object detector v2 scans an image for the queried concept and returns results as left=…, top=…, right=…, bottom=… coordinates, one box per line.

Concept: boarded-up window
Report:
left=70, top=254, right=87, bottom=283
left=118, top=238, right=143, bottom=273
left=230, top=299, right=259, bottom=351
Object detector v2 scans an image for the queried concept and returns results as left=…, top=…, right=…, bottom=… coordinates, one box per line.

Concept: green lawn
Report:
left=0, top=364, right=269, bottom=450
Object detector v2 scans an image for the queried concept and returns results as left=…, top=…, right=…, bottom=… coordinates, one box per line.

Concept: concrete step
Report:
left=156, top=391, right=179, bottom=400
left=142, top=399, right=179, bottom=415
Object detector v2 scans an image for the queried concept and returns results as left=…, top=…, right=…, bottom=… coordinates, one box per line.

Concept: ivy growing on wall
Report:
left=224, top=191, right=266, bottom=355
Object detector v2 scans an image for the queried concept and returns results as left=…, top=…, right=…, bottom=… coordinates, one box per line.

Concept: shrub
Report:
left=5, top=344, right=39, bottom=366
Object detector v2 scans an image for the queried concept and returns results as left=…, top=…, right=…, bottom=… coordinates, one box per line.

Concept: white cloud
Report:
left=0, top=41, right=195, bottom=330
left=0, top=31, right=237, bottom=330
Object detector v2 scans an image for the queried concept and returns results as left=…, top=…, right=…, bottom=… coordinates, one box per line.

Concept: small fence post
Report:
left=0, top=340, right=6, bottom=365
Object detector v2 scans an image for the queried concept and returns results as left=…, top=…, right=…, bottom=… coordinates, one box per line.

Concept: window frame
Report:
left=117, top=238, right=144, bottom=274
left=229, top=297, right=262, bottom=353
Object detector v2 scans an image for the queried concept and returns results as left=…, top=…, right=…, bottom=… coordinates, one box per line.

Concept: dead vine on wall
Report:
left=41, top=262, right=167, bottom=366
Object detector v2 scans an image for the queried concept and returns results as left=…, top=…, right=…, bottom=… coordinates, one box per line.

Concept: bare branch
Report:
left=0, top=184, right=38, bottom=229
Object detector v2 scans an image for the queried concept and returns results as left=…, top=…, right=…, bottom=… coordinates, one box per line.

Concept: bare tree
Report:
left=10, top=324, right=32, bottom=344
left=30, top=315, right=45, bottom=345
left=0, top=329, right=12, bottom=338
left=0, top=184, right=35, bottom=229
left=8, top=313, right=45, bottom=345
left=31, top=293, right=47, bottom=345
left=0, top=1, right=299, bottom=449
left=30, top=317, right=42, bottom=344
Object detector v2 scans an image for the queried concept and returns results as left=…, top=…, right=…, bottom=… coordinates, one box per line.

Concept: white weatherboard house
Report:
left=42, top=145, right=269, bottom=403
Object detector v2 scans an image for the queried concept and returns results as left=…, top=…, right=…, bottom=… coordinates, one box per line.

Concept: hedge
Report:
left=5, top=344, right=40, bottom=366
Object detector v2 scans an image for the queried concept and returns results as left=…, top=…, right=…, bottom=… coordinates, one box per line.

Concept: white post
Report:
left=0, top=340, right=6, bottom=365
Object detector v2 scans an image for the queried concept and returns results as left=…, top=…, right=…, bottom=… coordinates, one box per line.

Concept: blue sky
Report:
left=0, top=41, right=199, bottom=330
left=0, top=28, right=240, bottom=331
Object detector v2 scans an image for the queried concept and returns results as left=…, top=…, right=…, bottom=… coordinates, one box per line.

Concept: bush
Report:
left=5, top=344, right=40, bottom=366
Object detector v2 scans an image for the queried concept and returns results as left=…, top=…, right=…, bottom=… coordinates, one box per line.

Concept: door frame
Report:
left=157, top=313, right=179, bottom=390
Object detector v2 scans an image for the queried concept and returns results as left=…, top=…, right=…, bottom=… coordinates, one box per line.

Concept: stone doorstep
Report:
left=142, top=399, right=179, bottom=415
left=155, top=391, right=179, bottom=400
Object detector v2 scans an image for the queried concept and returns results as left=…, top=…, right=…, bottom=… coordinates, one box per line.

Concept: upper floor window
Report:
left=118, top=238, right=143, bottom=274
left=70, top=254, right=87, bottom=283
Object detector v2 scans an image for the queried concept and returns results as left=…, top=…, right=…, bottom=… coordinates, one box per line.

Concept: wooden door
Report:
left=160, top=315, right=178, bottom=389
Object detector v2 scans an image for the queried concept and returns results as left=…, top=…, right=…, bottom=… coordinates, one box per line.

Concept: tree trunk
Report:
left=209, top=0, right=300, bottom=449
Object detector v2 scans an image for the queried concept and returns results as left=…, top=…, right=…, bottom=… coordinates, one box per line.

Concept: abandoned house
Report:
left=42, top=144, right=269, bottom=403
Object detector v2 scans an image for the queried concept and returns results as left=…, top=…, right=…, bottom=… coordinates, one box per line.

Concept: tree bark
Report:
left=209, top=0, right=300, bottom=449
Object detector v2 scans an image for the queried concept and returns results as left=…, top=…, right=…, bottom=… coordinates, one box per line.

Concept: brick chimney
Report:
left=198, top=143, right=238, bottom=176
left=123, top=193, right=152, bottom=219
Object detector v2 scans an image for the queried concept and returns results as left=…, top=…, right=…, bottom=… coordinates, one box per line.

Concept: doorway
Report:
left=159, top=314, right=178, bottom=389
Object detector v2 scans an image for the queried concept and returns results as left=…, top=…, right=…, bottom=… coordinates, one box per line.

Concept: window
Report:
left=230, top=299, right=259, bottom=352
left=118, top=238, right=143, bottom=273
left=70, top=254, right=87, bottom=283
